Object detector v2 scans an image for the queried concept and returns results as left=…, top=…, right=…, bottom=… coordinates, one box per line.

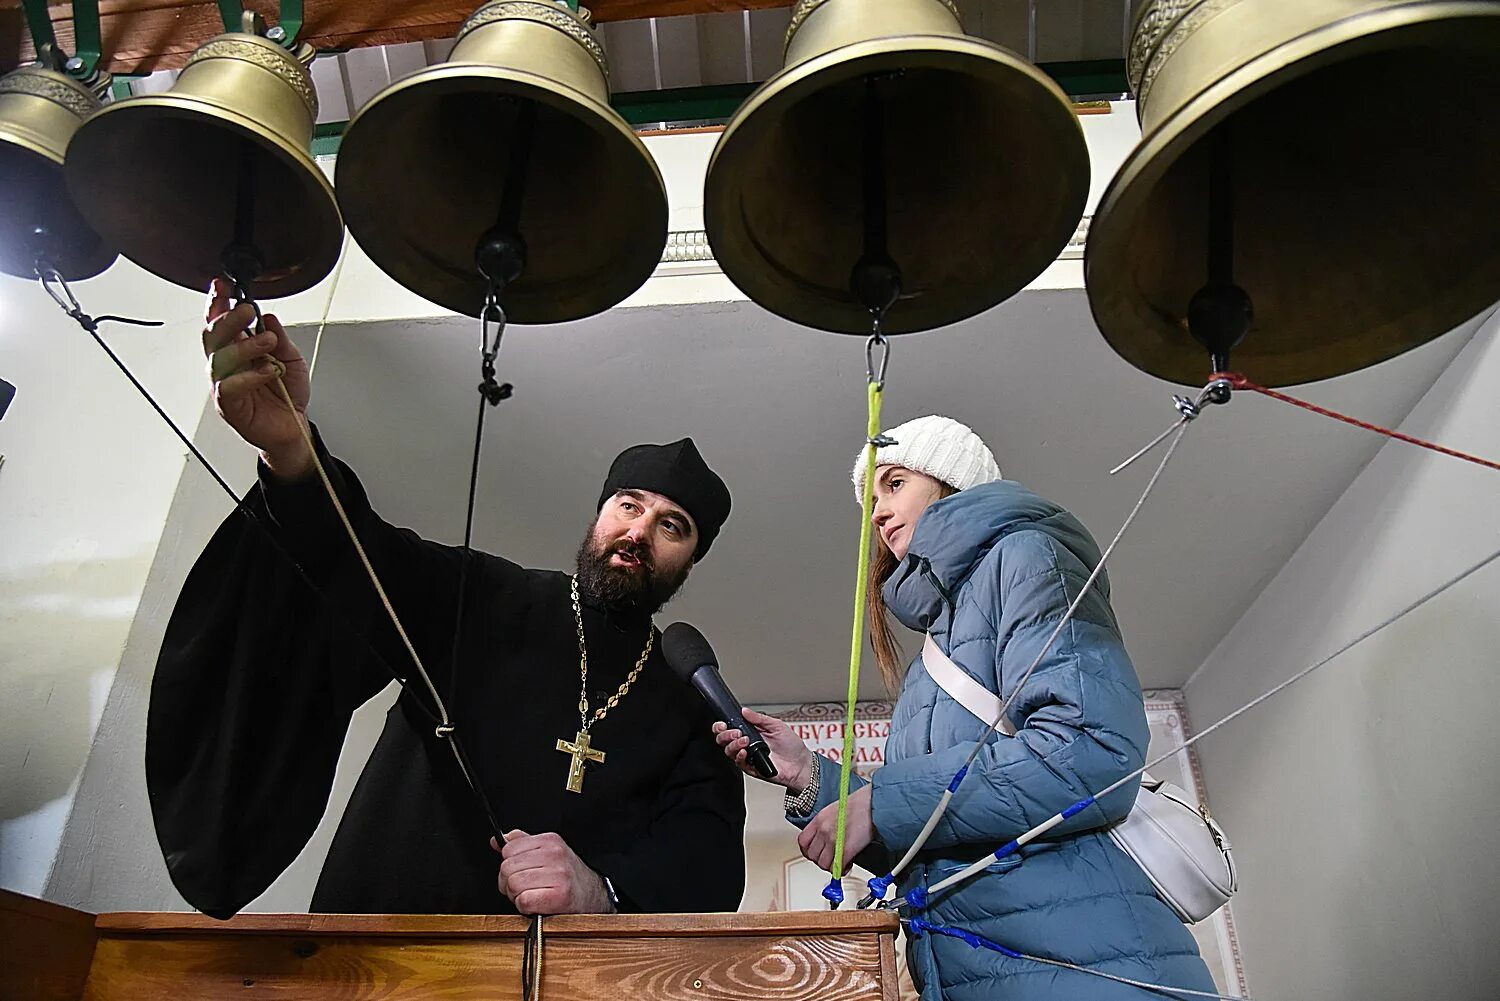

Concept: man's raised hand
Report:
left=202, top=277, right=313, bottom=481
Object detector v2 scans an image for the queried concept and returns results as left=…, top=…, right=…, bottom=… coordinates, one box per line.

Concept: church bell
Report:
left=64, top=19, right=343, bottom=299
left=0, top=63, right=116, bottom=281
left=1087, top=0, right=1500, bottom=387
left=334, top=0, right=669, bottom=323
left=703, top=0, right=1090, bottom=335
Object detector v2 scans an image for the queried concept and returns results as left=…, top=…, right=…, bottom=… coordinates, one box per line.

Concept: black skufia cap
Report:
left=598, top=438, right=731, bottom=561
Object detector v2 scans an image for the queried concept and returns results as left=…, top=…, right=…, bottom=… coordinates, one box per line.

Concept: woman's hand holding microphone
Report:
left=713, top=708, right=875, bottom=874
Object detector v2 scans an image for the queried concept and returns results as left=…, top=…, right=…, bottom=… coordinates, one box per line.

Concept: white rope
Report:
left=873, top=392, right=1212, bottom=897
left=1015, top=949, right=1250, bottom=1001
left=306, top=236, right=348, bottom=384
left=268, top=377, right=484, bottom=800
left=906, top=919, right=1251, bottom=1000
left=923, top=536, right=1500, bottom=901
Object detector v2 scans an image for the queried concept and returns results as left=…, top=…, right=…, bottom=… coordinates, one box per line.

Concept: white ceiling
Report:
left=289, top=291, right=1490, bottom=703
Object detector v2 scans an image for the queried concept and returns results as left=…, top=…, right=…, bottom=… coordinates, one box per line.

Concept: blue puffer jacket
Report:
left=792, top=481, right=1215, bottom=1000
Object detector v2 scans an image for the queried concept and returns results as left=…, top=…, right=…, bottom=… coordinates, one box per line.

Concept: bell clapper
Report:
left=220, top=132, right=271, bottom=334
left=850, top=74, right=904, bottom=323
left=850, top=73, right=901, bottom=398
left=1187, top=125, right=1249, bottom=403
left=471, top=231, right=527, bottom=412
left=469, top=96, right=540, bottom=408
left=221, top=245, right=269, bottom=341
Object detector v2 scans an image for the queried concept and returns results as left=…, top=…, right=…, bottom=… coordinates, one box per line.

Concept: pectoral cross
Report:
left=556, top=730, right=605, bottom=793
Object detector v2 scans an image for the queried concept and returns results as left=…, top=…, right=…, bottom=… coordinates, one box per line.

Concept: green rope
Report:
left=830, top=378, right=885, bottom=893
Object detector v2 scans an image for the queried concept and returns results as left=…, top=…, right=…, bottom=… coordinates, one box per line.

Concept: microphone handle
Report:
left=691, top=666, right=780, bottom=780
left=746, top=744, right=779, bottom=781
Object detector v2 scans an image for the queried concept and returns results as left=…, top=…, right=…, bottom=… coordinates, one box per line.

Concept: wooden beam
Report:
left=1, top=0, right=796, bottom=75
left=85, top=909, right=900, bottom=1001
left=94, top=909, right=900, bottom=937
left=0, top=889, right=99, bottom=1001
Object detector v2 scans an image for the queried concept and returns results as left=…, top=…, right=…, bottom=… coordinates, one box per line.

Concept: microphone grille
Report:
left=661, top=622, right=717, bottom=682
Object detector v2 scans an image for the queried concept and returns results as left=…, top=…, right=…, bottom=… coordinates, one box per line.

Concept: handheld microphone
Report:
left=661, top=622, right=778, bottom=780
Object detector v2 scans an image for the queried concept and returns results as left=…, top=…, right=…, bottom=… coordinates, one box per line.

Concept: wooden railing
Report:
left=1, top=888, right=901, bottom=1001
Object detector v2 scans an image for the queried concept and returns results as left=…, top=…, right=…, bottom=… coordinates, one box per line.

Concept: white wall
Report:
left=0, top=264, right=211, bottom=896
left=1184, top=308, right=1500, bottom=1000
left=6, top=106, right=1134, bottom=909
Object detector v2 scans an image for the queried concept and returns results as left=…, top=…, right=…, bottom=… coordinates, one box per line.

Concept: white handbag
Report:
left=921, top=633, right=1237, bottom=923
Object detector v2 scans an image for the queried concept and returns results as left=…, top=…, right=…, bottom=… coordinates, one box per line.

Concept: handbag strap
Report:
left=922, top=633, right=1160, bottom=787
left=922, top=633, right=1016, bottom=736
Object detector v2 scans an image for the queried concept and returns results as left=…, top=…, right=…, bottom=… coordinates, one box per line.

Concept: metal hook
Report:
left=477, top=285, right=513, bottom=407
left=222, top=269, right=266, bottom=334
left=35, top=261, right=163, bottom=332
left=480, top=286, right=507, bottom=363
left=1112, top=375, right=1234, bottom=476
left=36, top=262, right=80, bottom=316
left=865, top=325, right=891, bottom=388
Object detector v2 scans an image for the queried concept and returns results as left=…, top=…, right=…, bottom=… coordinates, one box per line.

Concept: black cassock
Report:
left=147, top=432, right=746, bottom=918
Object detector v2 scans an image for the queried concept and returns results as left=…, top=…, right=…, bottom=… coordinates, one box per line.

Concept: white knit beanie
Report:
left=851, top=415, right=1002, bottom=503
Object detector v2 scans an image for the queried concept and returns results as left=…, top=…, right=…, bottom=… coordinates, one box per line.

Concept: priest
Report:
left=147, top=281, right=745, bottom=919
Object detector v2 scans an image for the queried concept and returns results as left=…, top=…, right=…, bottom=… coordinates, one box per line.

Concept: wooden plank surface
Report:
left=95, top=908, right=898, bottom=938
left=0, top=0, right=798, bottom=75
left=83, top=921, right=895, bottom=1001
left=0, top=889, right=99, bottom=1001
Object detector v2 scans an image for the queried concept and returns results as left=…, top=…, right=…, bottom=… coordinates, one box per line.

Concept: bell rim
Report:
left=705, top=33, right=1089, bottom=335
left=336, top=61, right=668, bottom=323
left=0, top=140, right=117, bottom=280
left=0, top=120, right=65, bottom=166
left=1087, top=0, right=1500, bottom=387
left=64, top=92, right=343, bottom=299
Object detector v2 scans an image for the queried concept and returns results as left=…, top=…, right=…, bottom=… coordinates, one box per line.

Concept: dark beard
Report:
left=574, top=526, right=691, bottom=616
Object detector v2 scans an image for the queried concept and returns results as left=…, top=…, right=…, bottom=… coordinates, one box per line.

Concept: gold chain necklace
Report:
left=555, top=575, right=654, bottom=793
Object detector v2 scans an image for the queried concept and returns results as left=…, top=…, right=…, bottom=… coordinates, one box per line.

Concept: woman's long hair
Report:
left=867, top=481, right=956, bottom=694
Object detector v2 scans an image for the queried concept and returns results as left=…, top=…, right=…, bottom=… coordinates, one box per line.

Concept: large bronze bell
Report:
left=0, top=64, right=116, bottom=280
left=704, top=0, right=1090, bottom=335
left=1088, top=0, right=1500, bottom=387
left=64, top=25, right=342, bottom=298
left=335, top=1, right=668, bottom=323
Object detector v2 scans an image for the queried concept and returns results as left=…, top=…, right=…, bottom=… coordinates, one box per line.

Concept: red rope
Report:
left=1211, top=372, right=1500, bottom=474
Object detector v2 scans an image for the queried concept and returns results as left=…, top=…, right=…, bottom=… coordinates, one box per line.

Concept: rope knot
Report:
left=435, top=724, right=456, bottom=739
left=860, top=873, right=895, bottom=909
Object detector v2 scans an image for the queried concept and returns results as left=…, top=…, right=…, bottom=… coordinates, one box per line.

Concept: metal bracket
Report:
left=274, top=0, right=305, bottom=47
left=217, top=0, right=243, bottom=33
left=21, top=0, right=103, bottom=81
left=68, top=0, right=101, bottom=80
left=21, top=0, right=61, bottom=68
left=218, top=0, right=301, bottom=50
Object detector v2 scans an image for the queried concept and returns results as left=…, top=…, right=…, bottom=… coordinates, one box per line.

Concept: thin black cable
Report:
left=48, top=291, right=517, bottom=843
left=448, top=391, right=490, bottom=714
left=521, top=915, right=538, bottom=1000
left=445, top=289, right=514, bottom=840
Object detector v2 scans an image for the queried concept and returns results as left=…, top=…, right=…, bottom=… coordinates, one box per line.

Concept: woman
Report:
left=716, top=415, right=1216, bottom=1000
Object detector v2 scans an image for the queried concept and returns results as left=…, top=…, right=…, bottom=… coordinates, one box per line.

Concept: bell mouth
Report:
left=336, top=62, right=667, bottom=324
left=65, top=94, right=342, bottom=299
left=1088, top=2, right=1500, bottom=388
left=0, top=137, right=115, bottom=281
left=0, top=68, right=117, bottom=280
left=706, top=34, right=1088, bottom=335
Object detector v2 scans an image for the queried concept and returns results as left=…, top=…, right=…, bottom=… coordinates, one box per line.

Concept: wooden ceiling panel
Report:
left=2, top=0, right=797, bottom=75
